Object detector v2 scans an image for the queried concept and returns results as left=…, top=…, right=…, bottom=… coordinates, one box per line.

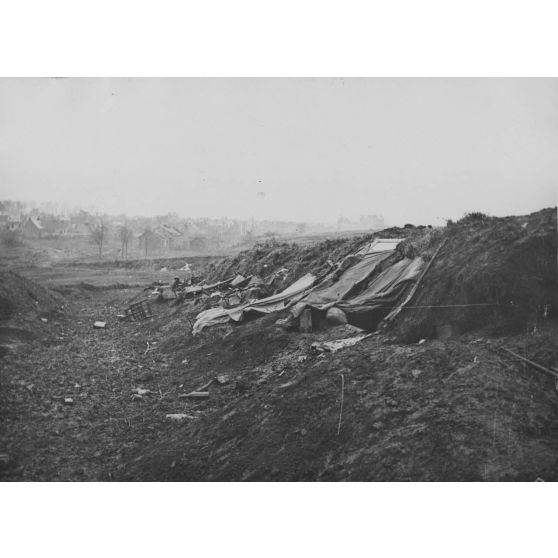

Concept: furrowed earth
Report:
left=1, top=208, right=557, bottom=481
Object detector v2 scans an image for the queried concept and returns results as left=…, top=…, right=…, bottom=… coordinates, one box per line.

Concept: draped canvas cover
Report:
left=192, top=273, right=316, bottom=334
left=191, top=238, right=424, bottom=334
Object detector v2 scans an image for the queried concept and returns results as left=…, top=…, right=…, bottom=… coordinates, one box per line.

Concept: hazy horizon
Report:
left=1, top=78, right=556, bottom=226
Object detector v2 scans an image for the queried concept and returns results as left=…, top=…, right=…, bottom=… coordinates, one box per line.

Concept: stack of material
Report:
left=192, top=273, right=316, bottom=334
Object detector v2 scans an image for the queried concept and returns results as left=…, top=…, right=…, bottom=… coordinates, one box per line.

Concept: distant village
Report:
left=0, top=199, right=385, bottom=257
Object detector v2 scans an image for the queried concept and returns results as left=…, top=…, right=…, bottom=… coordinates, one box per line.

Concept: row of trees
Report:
left=88, top=223, right=133, bottom=259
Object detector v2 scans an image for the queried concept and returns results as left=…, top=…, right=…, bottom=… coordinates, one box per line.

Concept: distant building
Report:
left=40, top=214, right=71, bottom=236
left=58, top=216, right=71, bottom=235
left=359, top=214, right=385, bottom=230
left=22, top=216, right=44, bottom=238
left=138, top=229, right=171, bottom=254
left=69, top=210, right=94, bottom=236
left=157, top=224, right=189, bottom=249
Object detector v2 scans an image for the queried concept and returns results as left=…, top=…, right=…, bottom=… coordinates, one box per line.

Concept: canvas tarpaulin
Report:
left=289, top=238, right=425, bottom=330
left=293, top=238, right=405, bottom=312
left=336, top=256, right=424, bottom=328
left=338, top=257, right=424, bottom=309
left=192, top=273, right=316, bottom=334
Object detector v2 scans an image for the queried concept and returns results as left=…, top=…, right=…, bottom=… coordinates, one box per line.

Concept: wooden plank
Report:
left=179, top=391, right=210, bottom=399
left=502, top=348, right=558, bottom=380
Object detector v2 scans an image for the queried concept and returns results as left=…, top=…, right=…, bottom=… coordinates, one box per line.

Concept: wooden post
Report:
left=382, top=239, right=447, bottom=327
left=299, top=308, right=313, bottom=333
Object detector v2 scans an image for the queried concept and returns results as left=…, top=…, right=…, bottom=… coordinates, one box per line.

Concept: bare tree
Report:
left=118, top=224, right=133, bottom=260
left=89, top=222, right=108, bottom=259
left=142, top=227, right=151, bottom=257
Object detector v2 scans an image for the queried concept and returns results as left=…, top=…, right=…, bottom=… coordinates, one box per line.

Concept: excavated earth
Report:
left=1, top=209, right=557, bottom=481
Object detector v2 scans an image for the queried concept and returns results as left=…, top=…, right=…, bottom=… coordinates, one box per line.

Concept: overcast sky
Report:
left=0, top=78, right=556, bottom=225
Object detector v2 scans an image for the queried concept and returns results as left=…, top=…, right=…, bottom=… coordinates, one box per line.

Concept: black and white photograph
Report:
left=1, top=2, right=557, bottom=557
left=1, top=76, right=556, bottom=483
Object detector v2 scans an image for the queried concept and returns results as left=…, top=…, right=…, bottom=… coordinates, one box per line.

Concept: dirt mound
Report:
left=390, top=208, right=557, bottom=342
left=0, top=270, right=64, bottom=320
left=117, top=318, right=558, bottom=481
left=204, top=228, right=415, bottom=287
left=191, top=209, right=556, bottom=341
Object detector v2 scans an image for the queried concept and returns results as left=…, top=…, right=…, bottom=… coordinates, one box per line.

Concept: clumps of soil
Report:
left=204, top=227, right=416, bottom=286
left=0, top=270, right=64, bottom=320
left=118, top=321, right=558, bottom=481
left=391, top=208, right=557, bottom=342
left=0, top=271, right=65, bottom=358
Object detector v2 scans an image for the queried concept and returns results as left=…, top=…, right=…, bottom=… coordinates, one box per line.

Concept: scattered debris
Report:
left=186, top=379, right=215, bottom=393
left=127, top=300, right=153, bottom=321
left=312, top=334, right=372, bottom=354
left=231, top=274, right=246, bottom=287
left=93, top=321, right=106, bottom=329
left=179, top=391, right=210, bottom=399
left=166, top=413, right=193, bottom=421
left=443, top=362, right=478, bottom=383
left=279, top=380, right=297, bottom=389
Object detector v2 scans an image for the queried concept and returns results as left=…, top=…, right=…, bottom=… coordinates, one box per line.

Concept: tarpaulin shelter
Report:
left=298, top=239, right=403, bottom=309
left=290, top=238, right=425, bottom=330
left=191, top=237, right=426, bottom=334
left=336, top=256, right=424, bottom=329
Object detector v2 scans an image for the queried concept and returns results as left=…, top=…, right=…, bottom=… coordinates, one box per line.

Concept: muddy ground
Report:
left=1, top=266, right=558, bottom=481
